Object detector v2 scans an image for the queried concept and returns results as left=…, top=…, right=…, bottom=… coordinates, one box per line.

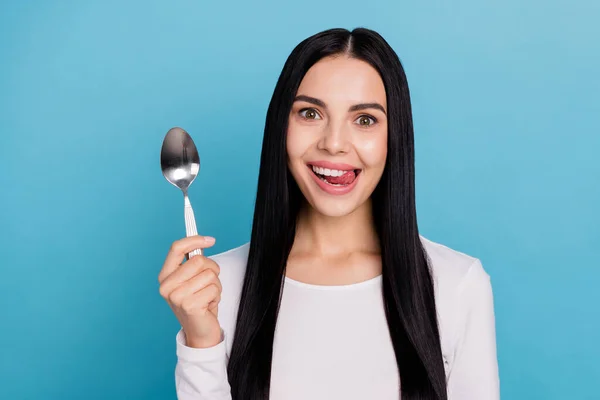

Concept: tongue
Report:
left=324, top=170, right=356, bottom=185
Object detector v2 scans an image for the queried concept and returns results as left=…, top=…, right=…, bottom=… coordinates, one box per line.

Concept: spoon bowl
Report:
left=160, top=127, right=200, bottom=194
left=160, top=127, right=203, bottom=257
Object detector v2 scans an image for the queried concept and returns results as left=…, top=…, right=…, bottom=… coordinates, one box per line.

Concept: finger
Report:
left=208, top=296, right=220, bottom=312
left=159, top=257, right=220, bottom=298
left=163, top=235, right=216, bottom=275
left=180, top=283, right=221, bottom=314
left=158, top=235, right=216, bottom=283
left=161, top=258, right=221, bottom=299
left=168, top=269, right=222, bottom=306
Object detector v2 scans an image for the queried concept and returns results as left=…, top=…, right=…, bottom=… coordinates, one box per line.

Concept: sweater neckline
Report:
left=284, top=274, right=383, bottom=291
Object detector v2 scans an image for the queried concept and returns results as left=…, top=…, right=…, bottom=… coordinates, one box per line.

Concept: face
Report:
left=286, top=55, right=388, bottom=218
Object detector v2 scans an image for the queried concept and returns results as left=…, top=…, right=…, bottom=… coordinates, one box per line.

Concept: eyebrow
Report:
left=294, top=95, right=386, bottom=115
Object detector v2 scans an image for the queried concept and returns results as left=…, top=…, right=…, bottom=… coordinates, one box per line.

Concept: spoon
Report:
left=160, top=127, right=203, bottom=258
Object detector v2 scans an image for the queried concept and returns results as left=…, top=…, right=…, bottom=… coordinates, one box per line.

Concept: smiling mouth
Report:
left=307, top=164, right=362, bottom=186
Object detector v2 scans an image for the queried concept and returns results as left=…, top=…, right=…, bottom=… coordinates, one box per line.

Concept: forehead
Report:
left=296, top=56, right=387, bottom=108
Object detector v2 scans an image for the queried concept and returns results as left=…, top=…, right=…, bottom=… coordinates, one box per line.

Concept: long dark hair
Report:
left=227, top=27, right=447, bottom=400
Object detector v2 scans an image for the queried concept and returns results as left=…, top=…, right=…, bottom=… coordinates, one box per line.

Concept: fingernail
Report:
left=204, top=236, right=216, bottom=244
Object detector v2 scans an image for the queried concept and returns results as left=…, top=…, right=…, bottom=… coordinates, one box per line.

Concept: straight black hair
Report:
left=227, top=27, right=447, bottom=399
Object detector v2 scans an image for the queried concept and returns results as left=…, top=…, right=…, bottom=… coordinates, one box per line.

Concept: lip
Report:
left=306, top=164, right=361, bottom=196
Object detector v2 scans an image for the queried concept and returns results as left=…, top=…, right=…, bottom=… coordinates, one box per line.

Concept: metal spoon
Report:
left=160, top=127, right=203, bottom=258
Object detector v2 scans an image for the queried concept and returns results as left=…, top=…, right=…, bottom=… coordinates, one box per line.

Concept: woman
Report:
left=158, top=27, right=499, bottom=400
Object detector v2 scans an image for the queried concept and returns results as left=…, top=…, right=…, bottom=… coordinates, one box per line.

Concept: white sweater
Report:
left=174, top=235, right=500, bottom=399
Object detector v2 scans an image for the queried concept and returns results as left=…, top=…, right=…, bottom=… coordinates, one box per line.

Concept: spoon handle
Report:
left=184, top=195, right=203, bottom=258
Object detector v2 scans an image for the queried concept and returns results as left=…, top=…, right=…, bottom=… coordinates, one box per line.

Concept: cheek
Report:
left=286, top=122, right=312, bottom=162
left=358, top=131, right=388, bottom=169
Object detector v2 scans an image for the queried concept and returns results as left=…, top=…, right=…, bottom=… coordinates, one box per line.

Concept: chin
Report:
left=310, top=198, right=360, bottom=218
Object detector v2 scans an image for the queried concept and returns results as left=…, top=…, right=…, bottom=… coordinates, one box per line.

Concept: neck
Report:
left=291, top=198, right=380, bottom=257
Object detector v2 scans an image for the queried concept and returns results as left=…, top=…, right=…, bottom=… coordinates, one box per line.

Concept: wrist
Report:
left=185, top=330, right=223, bottom=349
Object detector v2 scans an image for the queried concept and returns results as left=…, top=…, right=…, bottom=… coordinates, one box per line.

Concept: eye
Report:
left=299, top=108, right=322, bottom=120
left=355, top=115, right=377, bottom=127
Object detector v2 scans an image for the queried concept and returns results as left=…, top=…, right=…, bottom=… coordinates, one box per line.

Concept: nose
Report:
left=317, top=120, right=351, bottom=155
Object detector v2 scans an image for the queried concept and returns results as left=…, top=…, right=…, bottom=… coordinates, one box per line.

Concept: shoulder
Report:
left=208, top=241, right=250, bottom=301
left=209, top=242, right=250, bottom=275
left=419, top=234, right=490, bottom=289
left=206, top=242, right=250, bottom=346
left=420, top=236, right=500, bottom=394
left=419, top=235, right=495, bottom=367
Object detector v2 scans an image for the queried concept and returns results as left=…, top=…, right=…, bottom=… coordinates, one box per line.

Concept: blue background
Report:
left=1, top=1, right=598, bottom=399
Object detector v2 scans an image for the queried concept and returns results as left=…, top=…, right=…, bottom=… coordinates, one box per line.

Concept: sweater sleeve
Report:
left=446, top=259, right=500, bottom=400
left=175, top=328, right=233, bottom=400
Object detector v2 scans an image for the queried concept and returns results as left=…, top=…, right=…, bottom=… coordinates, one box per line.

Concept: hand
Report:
left=158, top=235, right=223, bottom=348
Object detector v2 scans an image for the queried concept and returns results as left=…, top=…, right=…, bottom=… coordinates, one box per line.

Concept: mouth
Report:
left=306, top=163, right=362, bottom=193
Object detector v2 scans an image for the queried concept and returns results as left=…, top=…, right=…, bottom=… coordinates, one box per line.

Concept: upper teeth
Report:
left=312, top=166, right=348, bottom=177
